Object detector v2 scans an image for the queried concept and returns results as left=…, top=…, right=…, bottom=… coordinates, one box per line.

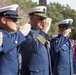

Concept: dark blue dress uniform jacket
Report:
left=21, top=28, right=52, bottom=75
left=50, top=34, right=74, bottom=75
left=0, top=28, right=26, bottom=75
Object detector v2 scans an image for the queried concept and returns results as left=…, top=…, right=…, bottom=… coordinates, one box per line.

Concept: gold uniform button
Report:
left=60, top=68, right=63, bottom=70
left=34, top=38, right=37, bottom=41
left=70, top=60, right=72, bottom=62
left=36, top=70, right=39, bottom=72
left=15, top=41, right=18, bottom=44
left=71, top=65, right=72, bottom=67
left=55, top=40, right=58, bottom=43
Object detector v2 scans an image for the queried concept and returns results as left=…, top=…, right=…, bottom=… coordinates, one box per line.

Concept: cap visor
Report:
left=34, top=13, right=47, bottom=18
left=14, top=16, right=21, bottom=19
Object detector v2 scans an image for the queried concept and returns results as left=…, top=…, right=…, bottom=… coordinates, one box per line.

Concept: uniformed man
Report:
left=21, top=6, right=52, bottom=75
left=0, top=4, right=31, bottom=75
left=50, top=19, right=75, bottom=75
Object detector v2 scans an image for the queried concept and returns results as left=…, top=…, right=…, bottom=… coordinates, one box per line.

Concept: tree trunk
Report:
left=39, top=0, right=47, bottom=6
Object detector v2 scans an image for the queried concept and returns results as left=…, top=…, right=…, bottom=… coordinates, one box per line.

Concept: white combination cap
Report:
left=0, top=4, right=20, bottom=19
left=0, top=4, right=18, bottom=13
left=28, top=6, right=47, bottom=18
left=56, top=19, right=73, bottom=28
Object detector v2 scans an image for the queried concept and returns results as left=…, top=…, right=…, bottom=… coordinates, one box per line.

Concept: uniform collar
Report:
left=0, top=28, right=10, bottom=37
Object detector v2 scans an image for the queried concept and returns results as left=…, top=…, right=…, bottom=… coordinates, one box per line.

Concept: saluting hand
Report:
left=42, top=18, right=52, bottom=33
left=63, top=28, right=71, bottom=37
left=18, top=23, right=31, bottom=36
left=0, top=32, right=3, bottom=46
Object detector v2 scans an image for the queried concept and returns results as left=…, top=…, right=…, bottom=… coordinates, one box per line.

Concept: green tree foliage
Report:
left=47, top=2, right=64, bottom=37
left=12, top=0, right=38, bottom=12
left=39, top=0, right=47, bottom=6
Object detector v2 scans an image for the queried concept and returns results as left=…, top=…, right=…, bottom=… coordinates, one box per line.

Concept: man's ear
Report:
left=1, top=17, right=6, bottom=24
left=30, top=16, right=33, bottom=20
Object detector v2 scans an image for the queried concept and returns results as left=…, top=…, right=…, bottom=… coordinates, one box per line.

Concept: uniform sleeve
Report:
left=50, top=34, right=68, bottom=52
left=0, top=46, right=3, bottom=52
left=21, top=31, right=49, bottom=53
left=2, top=31, right=26, bottom=53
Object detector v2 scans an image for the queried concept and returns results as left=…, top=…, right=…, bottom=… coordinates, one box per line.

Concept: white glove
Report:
left=19, top=23, right=31, bottom=36
left=0, top=32, right=3, bottom=46
left=63, top=28, right=71, bottom=37
left=42, top=18, right=52, bottom=33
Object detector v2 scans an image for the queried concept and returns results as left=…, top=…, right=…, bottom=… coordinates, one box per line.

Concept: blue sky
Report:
left=32, top=0, right=76, bottom=10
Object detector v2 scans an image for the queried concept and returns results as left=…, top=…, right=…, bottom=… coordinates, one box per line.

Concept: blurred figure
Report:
left=74, top=40, right=76, bottom=60
left=73, top=39, right=76, bottom=75
left=50, top=19, right=75, bottom=75
left=21, top=6, right=52, bottom=75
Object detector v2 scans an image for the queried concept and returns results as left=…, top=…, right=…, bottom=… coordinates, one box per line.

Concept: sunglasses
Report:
left=39, top=17, right=45, bottom=21
left=5, top=16, right=18, bottom=22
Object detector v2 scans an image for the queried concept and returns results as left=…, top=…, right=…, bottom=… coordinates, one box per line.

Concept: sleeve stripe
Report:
left=36, top=34, right=46, bottom=44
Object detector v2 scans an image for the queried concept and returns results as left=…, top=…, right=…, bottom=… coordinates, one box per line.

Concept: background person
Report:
left=50, top=19, right=75, bottom=75
left=73, top=39, right=76, bottom=75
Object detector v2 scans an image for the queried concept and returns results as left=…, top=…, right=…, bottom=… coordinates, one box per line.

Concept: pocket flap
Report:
left=61, top=45, right=67, bottom=51
left=29, top=65, right=45, bottom=72
left=57, top=66, right=69, bottom=70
